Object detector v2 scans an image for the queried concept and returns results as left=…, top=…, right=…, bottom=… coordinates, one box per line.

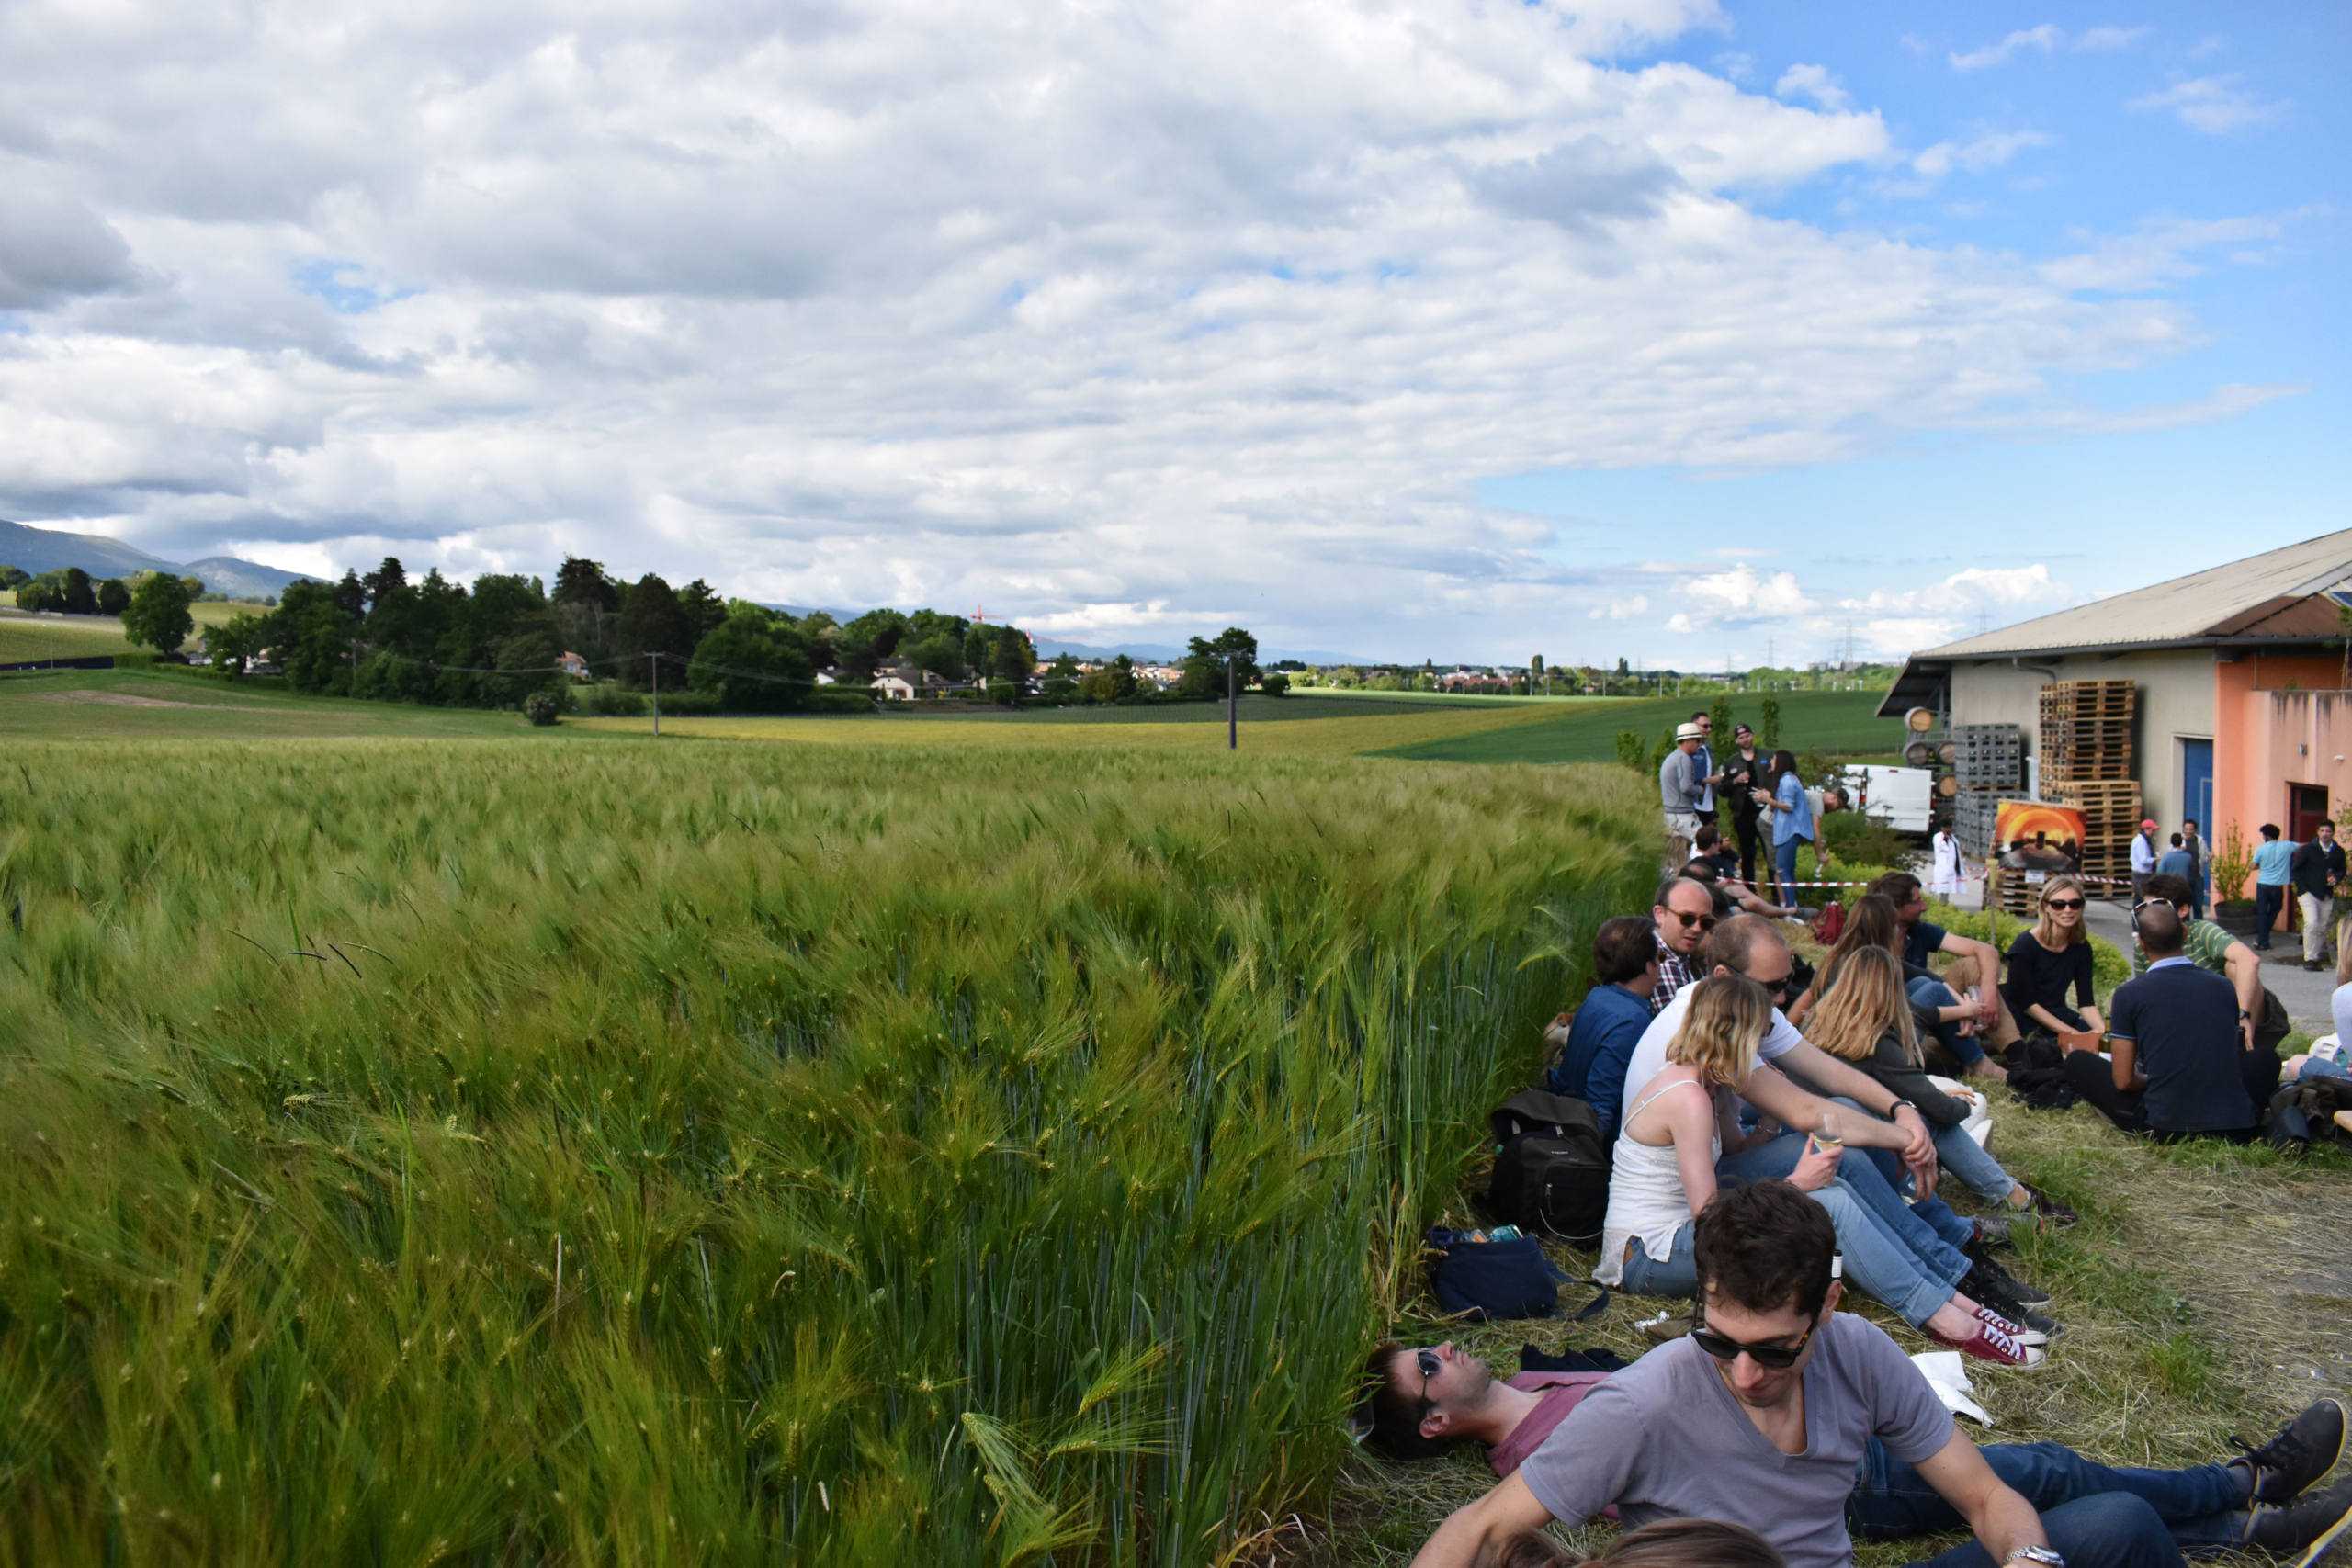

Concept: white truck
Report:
left=1832, top=764, right=1935, bottom=835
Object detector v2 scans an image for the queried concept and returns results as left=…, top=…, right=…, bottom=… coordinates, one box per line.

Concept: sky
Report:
left=0, top=0, right=2343, bottom=667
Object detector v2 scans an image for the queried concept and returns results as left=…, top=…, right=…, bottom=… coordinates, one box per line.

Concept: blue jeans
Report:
left=1909, top=976, right=1987, bottom=1068
left=1619, top=1221, right=1697, bottom=1296
left=1775, top=834, right=1804, bottom=894
left=1914, top=1493, right=2190, bottom=1565
left=1933, top=1122, right=2020, bottom=1205
left=1722, top=1124, right=1973, bottom=1283
left=1855, top=1436, right=2245, bottom=1553
left=2295, top=1056, right=2351, bottom=1082
left=2255, top=883, right=2286, bottom=947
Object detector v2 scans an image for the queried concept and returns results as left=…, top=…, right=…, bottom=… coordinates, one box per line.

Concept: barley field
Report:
left=0, top=739, right=1653, bottom=1565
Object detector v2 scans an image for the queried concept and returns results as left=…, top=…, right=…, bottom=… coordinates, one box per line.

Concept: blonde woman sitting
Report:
left=1597, top=975, right=2047, bottom=1368
left=1806, top=946, right=2074, bottom=1229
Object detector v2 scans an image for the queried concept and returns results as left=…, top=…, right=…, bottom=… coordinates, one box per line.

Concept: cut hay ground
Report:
left=1329, top=1104, right=2351, bottom=1566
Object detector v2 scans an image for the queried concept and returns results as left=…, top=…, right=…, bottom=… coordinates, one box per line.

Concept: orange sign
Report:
left=1993, top=801, right=2086, bottom=877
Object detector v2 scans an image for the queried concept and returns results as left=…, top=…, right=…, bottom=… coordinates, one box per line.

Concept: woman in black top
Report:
left=1719, top=723, right=1765, bottom=886
left=2001, top=874, right=2104, bottom=1037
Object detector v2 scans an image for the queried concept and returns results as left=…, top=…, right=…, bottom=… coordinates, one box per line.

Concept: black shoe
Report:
left=2238, top=1398, right=2347, bottom=1506
left=1962, top=1243, right=2052, bottom=1305
left=2245, top=1472, right=2352, bottom=1561
left=1962, top=1263, right=2060, bottom=1336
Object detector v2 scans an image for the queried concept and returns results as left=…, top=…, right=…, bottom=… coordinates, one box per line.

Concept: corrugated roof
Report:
left=1920, top=526, right=2352, bottom=660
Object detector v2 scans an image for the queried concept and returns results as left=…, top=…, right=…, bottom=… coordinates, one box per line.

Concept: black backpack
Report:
left=1483, top=1089, right=1610, bottom=1246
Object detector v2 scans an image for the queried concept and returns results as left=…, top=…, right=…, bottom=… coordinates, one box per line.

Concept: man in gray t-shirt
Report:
left=1407, top=1181, right=2189, bottom=1568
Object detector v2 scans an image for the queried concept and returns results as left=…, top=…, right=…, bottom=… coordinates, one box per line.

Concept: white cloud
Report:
left=1830, top=563, right=2081, bottom=657
left=1950, top=25, right=2063, bottom=71
left=2129, top=75, right=2287, bottom=135
left=1774, top=63, right=1849, bottom=112
left=2039, top=213, right=2283, bottom=292
left=0, top=0, right=2289, bottom=660
left=1910, top=129, right=2054, bottom=184
left=1950, top=24, right=2147, bottom=71
left=1677, top=563, right=1815, bottom=626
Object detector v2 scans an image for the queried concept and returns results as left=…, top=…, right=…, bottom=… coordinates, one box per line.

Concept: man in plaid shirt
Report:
left=1649, top=875, right=1716, bottom=1014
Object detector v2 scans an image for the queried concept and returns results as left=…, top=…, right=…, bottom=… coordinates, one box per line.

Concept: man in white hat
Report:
left=1659, top=722, right=1706, bottom=862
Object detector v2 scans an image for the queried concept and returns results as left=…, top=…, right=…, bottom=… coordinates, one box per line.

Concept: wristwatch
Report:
left=2004, top=1549, right=2064, bottom=1566
left=1887, top=1099, right=1917, bottom=1116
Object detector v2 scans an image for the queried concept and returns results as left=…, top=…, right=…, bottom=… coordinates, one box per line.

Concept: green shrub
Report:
left=806, top=688, right=879, bottom=715
left=1259, top=672, right=1290, bottom=697
left=584, top=682, right=649, bottom=716
left=1819, top=808, right=1914, bottom=869
left=522, top=692, right=561, bottom=726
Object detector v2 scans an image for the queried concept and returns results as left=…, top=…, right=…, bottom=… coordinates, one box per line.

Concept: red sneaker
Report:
left=1973, top=1303, right=2049, bottom=1347
left=1933, top=1317, right=2048, bottom=1369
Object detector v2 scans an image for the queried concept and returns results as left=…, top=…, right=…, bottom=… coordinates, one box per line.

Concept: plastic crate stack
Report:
left=1939, top=724, right=2023, bottom=861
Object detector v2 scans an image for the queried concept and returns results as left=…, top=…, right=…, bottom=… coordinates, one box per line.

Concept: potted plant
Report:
left=2210, top=822, right=2258, bottom=936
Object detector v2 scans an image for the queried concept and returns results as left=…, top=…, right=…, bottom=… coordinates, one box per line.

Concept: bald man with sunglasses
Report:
left=1648, top=876, right=1716, bottom=1014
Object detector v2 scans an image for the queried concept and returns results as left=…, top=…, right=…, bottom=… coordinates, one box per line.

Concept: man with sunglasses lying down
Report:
left=1393, top=1181, right=2352, bottom=1568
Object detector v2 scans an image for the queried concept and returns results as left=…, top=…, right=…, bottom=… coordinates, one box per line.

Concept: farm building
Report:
left=1880, top=526, right=2352, bottom=850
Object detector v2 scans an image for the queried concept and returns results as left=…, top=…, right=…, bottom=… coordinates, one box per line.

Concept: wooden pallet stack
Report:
left=1994, top=679, right=2139, bottom=902
left=2041, top=778, right=2145, bottom=891
left=2038, top=680, right=2136, bottom=781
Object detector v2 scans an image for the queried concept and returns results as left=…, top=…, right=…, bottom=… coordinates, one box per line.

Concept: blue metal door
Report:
left=2182, top=738, right=2213, bottom=840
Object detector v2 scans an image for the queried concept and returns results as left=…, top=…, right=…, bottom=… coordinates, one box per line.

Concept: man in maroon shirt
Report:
left=1359, top=1340, right=2350, bottom=1555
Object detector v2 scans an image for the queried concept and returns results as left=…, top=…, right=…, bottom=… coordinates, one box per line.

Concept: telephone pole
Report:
left=650, top=651, right=661, bottom=737
left=1227, top=655, right=1238, bottom=750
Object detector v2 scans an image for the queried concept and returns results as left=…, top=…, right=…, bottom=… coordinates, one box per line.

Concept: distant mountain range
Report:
left=0, top=519, right=316, bottom=601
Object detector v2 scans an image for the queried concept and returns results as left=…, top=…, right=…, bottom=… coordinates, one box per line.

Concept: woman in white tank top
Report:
left=1596, top=976, right=1769, bottom=1295
left=1594, top=975, right=2053, bottom=1367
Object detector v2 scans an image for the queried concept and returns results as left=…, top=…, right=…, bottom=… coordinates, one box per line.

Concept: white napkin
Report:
left=1927, top=1075, right=1994, bottom=1148
left=1911, top=1351, right=1994, bottom=1426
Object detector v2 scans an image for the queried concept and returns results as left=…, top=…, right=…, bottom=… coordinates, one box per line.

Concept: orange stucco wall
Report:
left=2212, top=652, right=2352, bottom=900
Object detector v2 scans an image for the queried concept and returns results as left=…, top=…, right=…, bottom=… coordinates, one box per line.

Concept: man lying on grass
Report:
left=1364, top=1334, right=2351, bottom=1560
left=1392, top=1180, right=2352, bottom=1568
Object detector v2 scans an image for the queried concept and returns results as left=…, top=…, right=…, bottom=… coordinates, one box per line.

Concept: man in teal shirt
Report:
left=2253, top=823, right=2296, bottom=953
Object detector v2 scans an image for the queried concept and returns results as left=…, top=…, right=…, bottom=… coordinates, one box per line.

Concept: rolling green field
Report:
left=0, top=739, right=1653, bottom=1564
left=0, top=601, right=277, bottom=660
left=0, top=669, right=581, bottom=740
left=1372, top=687, right=1899, bottom=764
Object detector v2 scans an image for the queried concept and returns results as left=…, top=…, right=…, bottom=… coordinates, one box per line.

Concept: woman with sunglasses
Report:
left=1597, top=975, right=2046, bottom=1366
left=1999, top=874, right=2104, bottom=1042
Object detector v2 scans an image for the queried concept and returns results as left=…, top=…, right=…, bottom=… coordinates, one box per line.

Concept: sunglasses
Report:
left=2043, top=897, right=2085, bottom=911
left=1666, top=909, right=1718, bottom=931
left=1414, top=1348, right=1441, bottom=1410
left=1690, top=1305, right=1815, bottom=1370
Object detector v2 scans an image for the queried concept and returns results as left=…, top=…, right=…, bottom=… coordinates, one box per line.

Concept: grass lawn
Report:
left=0, top=599, right=273, bottom=660
left=1334, top=918, right=2350, bottom=1566
left=1372, top=688, right=1900, bottom=765
left=1338, top=1105, right=2350, bottom=1566
left=0, top=668, right=592, bottom=740
left=570, top=700, right=1552, bottom=758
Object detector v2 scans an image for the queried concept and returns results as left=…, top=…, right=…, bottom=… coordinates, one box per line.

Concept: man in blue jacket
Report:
left=1546, top=916, right=1658, bottom=1142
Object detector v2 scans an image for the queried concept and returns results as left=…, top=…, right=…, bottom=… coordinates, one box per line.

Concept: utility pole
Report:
left=650, top=651, right=661, bottom=737
left=1227, top=655, right=1237, bottom=750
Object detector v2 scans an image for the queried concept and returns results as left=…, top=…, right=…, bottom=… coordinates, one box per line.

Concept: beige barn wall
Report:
left=1946, top=649, right=2216, bottom=827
